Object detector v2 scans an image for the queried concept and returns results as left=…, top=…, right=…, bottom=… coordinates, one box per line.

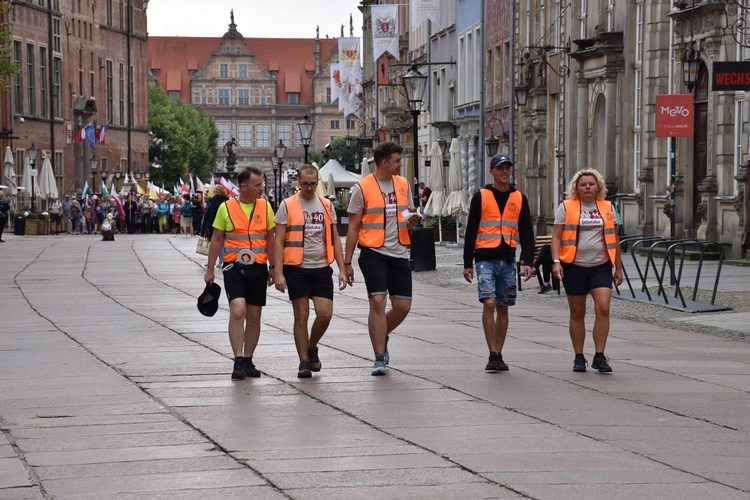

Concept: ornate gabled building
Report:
left=148, top=13, right=358, bottom=193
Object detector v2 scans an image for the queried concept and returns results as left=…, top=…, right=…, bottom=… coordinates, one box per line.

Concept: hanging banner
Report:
left=372, top=5, right=399, bottom=62
left=337, top=37, right=362, bottom=118
left=330, top=62, right=342, bottom=103
left=411, top=0, right=441, bottom=29
left=655, top=94, right=694, bottom=138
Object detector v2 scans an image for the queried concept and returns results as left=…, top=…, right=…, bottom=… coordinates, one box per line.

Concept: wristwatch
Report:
left=552, top=259, right=561, bottom=264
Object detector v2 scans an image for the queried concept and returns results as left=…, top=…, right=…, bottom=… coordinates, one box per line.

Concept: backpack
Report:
left=181, top=202, right=192, bottom=217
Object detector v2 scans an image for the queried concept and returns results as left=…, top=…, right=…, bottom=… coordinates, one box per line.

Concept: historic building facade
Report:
left=148, top=14, right=358, bottom=189
left=3, top=0, right=149, bottom=202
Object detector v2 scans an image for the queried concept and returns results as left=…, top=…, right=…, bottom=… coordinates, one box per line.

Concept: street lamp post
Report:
left=274, top=139, right=287, bottom=205
left=403, top=64, right=428, bottom=208
left=297, top=115, right=313, bottom=164
left=90, top=156, right=98, bottom=197
left=101, top=165, right=108, bottom=195
left=27, top=144, right=38, bottom=211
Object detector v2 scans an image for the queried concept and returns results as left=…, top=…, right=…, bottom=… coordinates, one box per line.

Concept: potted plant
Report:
left=25, top=211, right=39, bottom=235
left=426, top=215, right=458, bottom=241
left=37, top=211, right=50, bottom=235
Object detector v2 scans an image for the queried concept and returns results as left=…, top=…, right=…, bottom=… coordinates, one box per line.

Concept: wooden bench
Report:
left=518, top=234, right=561, bottom=294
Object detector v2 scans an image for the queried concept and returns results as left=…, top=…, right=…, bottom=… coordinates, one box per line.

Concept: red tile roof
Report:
left=148, top=37, right=339, bottom=106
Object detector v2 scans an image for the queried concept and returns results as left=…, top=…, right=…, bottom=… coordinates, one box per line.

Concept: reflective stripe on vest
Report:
left=474, top=189, right=522, bottom=249
left=559, top=199, right=617, bottom=266
left=282, top=194, right=334, bottom=266
left=357, top=174, right=411, bottom=248
left=223, top=197, right=268, bottom=264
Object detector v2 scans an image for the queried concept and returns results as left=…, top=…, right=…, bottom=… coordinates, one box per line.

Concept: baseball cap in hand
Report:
left=197, top=282, right=221, bottom=317
left=489, top=153, right=513, bottom=168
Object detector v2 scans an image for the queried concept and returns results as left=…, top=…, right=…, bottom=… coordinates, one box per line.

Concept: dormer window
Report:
left=151, top=68, right=160, bottom=75
left=288, top=93, right=298, bottom=104
left=307, top=71, right=314, bottom=77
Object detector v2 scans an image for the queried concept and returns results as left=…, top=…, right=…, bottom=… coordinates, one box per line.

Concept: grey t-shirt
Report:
left=275, top=196, right=337, bottom=268
left=554, top=200, right=618, bottom=267
left=348, top=178, right=413, bottom=259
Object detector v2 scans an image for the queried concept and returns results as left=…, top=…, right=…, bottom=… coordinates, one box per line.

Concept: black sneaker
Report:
left=485, top=352, right=509, bottom=371
left=297, top=360, right=312, bottom=378
left=307, top=346, right=321, bottom=372
left=244, top=357, right=261, bottom=377
left=539, top=284, right=553, bottom=294
left=573, top=354, right=588, bottom=372
left=592, top=354, right=613, bottom=373
left=231, top=357, right=245, bottom=380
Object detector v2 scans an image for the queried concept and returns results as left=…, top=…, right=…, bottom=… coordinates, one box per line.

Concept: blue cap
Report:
left=489, top=153, right=513, bottom=168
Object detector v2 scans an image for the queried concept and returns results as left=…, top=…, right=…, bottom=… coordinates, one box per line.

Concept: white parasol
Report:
left=442, top=138, right=468, bottom=216
left=3, top=146, right=17, bottom=196
left=423, top=142, right=446, bottom=241
left=360, top=157, right=375, bottom=178
left=37, top=155, right=59, bottom=200
left=326, top=172, right=336, bottom=198
left=312, top=162, right=327, bottom=198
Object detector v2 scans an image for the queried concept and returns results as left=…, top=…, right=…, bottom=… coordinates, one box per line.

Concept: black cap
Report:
left=197, top=282, right=221, bottom=317
left=489, top=153, right=513, bottom=168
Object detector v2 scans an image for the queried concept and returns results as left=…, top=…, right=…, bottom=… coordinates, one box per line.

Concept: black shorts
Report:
left=561, top=262, right=613, bottom=296
left=358, top=247, right=412, bottom=299
left=222, top=262, right=268, bottom=306
left=50, top=213, right=61, bottom=223
left=283, top=265, right=334, bottom=301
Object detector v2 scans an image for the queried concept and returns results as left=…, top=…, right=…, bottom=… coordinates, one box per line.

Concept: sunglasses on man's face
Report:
left=299, top=182, right=318, bottom=189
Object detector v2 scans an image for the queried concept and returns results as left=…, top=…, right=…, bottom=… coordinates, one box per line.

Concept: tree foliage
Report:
left=0, top=1, right=21, bottom=94
left=310, top=135, right=361, bottom=173
left=147, top=85, right=218, bottom=186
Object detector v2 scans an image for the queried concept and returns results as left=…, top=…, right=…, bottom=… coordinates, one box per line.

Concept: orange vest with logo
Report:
left=282, top=193, right=334, bottom=266
left=559, top=199, right=618, bottom=266
left=357, top=173, right=411, bottom=248
left=223, top=197, right=268, bottom=264
left=475, top=189, right=522, bottom=249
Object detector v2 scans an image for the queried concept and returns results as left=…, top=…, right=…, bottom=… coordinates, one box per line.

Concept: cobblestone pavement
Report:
left=418, top=243, right=750, bottom=343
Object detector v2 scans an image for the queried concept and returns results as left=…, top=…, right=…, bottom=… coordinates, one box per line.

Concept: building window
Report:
left=106, top=0, right=113, bottom=27
left=40, top=46, right=48, bottom=118
left=52, top=18, right=61, bottom=53
left=169, top=91, right=180, bottom=99
left=326, top=87, right=331, bottom=104
left=12, top=41, right=22, bottom=115
left=346, top=119, right=355, bottom=130
left=330, top=120, right=340, bottom=130
left=256, top=124, right=270, bottom=147
left=278, top=124, right=291, bottom=146
left=118, top=0, right=124, bottom=29
left=579, top=0, right=587, bottom=39
left=220, top=64, right=228, bottom=78
left=106, top=60, right=114, bottom=123
left=607, top=0, right=615, bottom=31
left=238, top=89, right=249, bottom=106
left=288, top=93, right=298, bottom=104
left=118, top=63, right=125, bottom=126
left=216, top=123, right=230, bottom=148
left=218, top=88, right=230, bottom=106
left=53, top=57, right=61, bottom=118
left=239, top=64, right=247, bottom=79
left=27, top=43, right=35, bottom=117
left=238, top=124, right=252, bottom=147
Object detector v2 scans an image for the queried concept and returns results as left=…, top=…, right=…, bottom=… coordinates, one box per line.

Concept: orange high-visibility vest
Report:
left=474, top=189, right=522, bottom=249
left=223, top=197, right=269, bottom=264
left=357, top=173, right=411, bottom=248
left=281, top=193, right=334, bottom=266
left=559, top=199, right=618, bottom=266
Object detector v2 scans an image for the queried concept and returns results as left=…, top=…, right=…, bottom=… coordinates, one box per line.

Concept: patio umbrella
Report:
left=312, top=162, right=327, bottom=198
left=326, top=172, right=336, bottom=198
left=37, top=155, right=59, bottom=200
left=360, top=157, right=375, bottom=178
left=21, top=155, right=39, bottom=206
left=423, top=142, right=446, bottom=241
left=442, top=138, right=469, bottom=244
left=3, top=146, right=16, bottom=196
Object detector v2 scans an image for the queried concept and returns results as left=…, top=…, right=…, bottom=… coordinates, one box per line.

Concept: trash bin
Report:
left=14, top=216, right=25, bottom=235
left=410, top=226, right=436, bottom=271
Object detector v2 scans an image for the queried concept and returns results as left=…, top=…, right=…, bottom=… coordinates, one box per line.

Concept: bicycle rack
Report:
left=613, top=236, right=729, bottom=313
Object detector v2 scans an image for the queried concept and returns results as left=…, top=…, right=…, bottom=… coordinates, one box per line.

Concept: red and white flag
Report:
left=95, top=122, right=110, bottom=144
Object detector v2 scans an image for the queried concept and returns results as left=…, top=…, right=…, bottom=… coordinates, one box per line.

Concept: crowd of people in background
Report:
left=40, top=189, right=211, bottom=237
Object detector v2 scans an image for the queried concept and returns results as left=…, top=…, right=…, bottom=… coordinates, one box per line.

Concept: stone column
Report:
left=468, top=134, right=478, bottom=195
left=577, top=80, right=588, bottom=172
left=604, top=77, right=617, bottom=191
left=461, top=134, right=469, bottom=198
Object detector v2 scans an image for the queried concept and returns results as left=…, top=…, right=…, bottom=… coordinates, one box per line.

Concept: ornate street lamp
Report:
left=27, top=143, right=38, bottom=210
left=682, top=42, right=700, bottom=92
left=403, top=64, right=428, bottom=207
left=89, top=155, right=98, bottom=198
left=274, top=139, right=286, bottom=204
left=135, top=169, right=142, bottom=179
left=297, top=115, right=313, bottom=164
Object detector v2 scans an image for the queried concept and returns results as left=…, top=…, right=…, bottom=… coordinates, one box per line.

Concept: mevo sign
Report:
left=655, top=94, right=694, bottom=138
left=713, top=61, right=750, bottom=91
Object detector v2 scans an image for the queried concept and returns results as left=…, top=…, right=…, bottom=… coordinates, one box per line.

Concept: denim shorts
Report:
left=476, top=259, right=517, bottom=306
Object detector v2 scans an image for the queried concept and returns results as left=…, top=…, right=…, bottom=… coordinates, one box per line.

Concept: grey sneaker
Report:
left=307, top=346, right=321, bottom=372
left=485, top=352, right=509, bottom=371
left=372, top=354, right=387, bottom=376
left=592, top=354, right=612, bottom=373
left=384, top=335, right=390, bottom=365
left=297, top=360, right=312, bottom=378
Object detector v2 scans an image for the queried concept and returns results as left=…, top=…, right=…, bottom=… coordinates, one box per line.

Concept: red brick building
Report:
left=148, top=13, right=359, bottom=184
left=2, top=0, right=149, bottom=207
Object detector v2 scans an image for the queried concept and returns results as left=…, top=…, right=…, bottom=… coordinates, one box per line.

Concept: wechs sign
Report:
left=713, top=61, right=750, bottom=91
left=655, top=94, right=694, bottom=138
